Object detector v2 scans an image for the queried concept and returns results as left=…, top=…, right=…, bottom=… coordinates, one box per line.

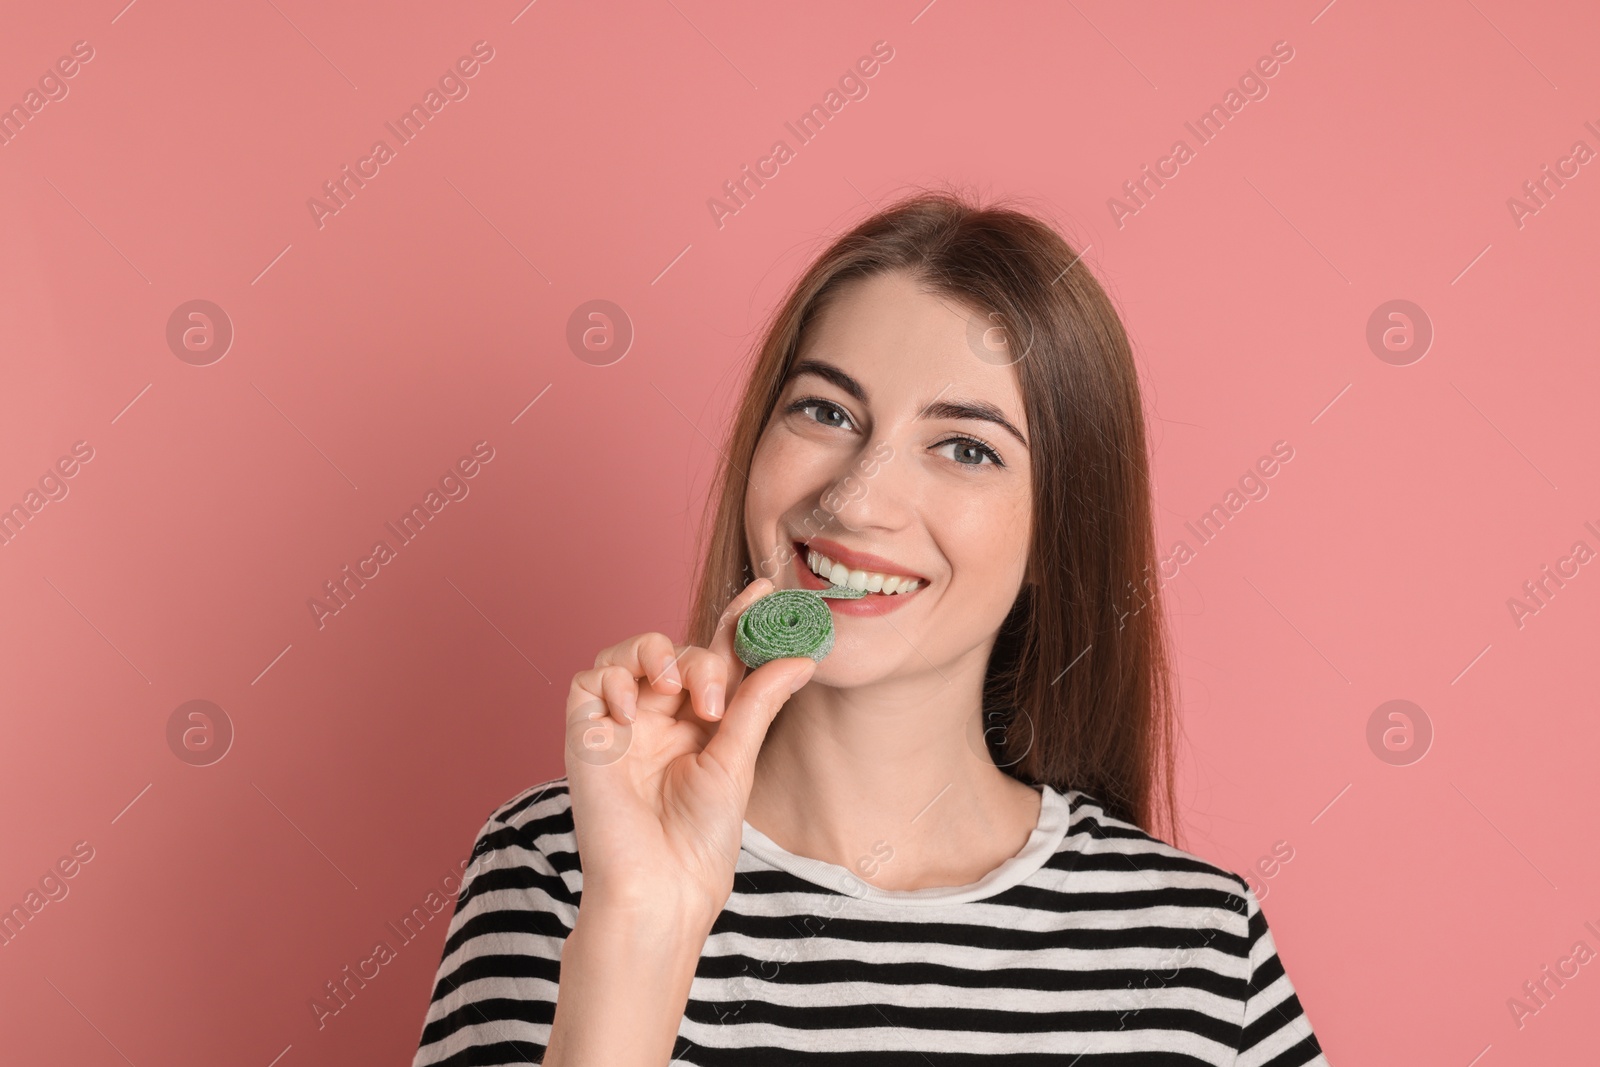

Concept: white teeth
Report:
left=802, top=548, right=922, bottom=595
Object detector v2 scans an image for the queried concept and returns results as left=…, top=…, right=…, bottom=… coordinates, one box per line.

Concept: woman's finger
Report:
left=673, top=646, right=730, bottom=722
left=640, top=632, right=684, bottom=693
left=593, top=632, right=685, bottom=695
left=566, top=666, right=630, bottom=729
left=701, top=656, right=815, bottom=786
left=597, top=664, right=641, bottom=724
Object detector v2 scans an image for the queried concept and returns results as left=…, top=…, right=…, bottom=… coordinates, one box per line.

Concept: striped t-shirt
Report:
left=411, top=776, right=1329, bottom=1065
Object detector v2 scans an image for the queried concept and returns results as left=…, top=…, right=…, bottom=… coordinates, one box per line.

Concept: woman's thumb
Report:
left=700, top=657, right=815, bottom=784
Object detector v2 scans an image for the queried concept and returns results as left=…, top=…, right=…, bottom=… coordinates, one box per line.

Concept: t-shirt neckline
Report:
left=739, top=783, right=1072, bottom=907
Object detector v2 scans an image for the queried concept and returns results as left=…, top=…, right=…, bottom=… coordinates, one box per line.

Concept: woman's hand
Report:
left=562, top=577, right=816, bottom=926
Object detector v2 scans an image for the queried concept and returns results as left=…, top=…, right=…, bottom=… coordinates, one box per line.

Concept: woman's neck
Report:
left=743, top=663, right=1043, bottom=893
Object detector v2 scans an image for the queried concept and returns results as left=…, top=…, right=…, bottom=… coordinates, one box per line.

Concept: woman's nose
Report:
left=820, top=439, right=905, bottom=532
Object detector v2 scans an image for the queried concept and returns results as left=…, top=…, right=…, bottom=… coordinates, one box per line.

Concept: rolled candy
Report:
left=733, top=585, right=867, bottom=669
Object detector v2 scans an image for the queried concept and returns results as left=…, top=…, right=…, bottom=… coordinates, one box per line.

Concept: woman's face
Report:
left=744, top=269, right=1034, bottom=687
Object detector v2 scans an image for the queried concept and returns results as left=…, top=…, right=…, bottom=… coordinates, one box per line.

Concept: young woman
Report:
left=410, top=190, right=1330, bottom=1065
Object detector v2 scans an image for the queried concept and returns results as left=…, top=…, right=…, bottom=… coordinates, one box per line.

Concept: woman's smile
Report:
left=791, top=536, right=928, bottom=617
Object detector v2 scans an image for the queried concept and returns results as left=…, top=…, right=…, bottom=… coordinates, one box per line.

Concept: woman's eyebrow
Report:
left=789, top=358, right=866, bottom=401
left=789, top=358, right=1029, bottom=450
left=921, top=398, right=1028, bottom=450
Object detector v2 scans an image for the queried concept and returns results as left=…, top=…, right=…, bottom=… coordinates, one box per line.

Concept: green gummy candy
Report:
left=734, top=585, right=865, bottom=669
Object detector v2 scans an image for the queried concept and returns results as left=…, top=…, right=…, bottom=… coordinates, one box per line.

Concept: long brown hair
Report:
left=686, top=186, right=1182, bottom=847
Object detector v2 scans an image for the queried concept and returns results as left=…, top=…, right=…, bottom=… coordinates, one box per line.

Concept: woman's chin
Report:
left=793, top=652, right=895, bottom=692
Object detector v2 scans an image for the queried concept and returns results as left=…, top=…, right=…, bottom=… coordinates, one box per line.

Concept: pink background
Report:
left=3, top=1, right=1597, bottom=1063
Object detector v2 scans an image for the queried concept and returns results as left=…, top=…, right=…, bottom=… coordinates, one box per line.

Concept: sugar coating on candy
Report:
left=734, top=585, right=864, bottom=668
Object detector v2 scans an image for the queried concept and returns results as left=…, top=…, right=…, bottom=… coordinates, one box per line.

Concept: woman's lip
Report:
left=793, top=537, right=926, bottom=582
left=792, top=548, right=924, bottom=615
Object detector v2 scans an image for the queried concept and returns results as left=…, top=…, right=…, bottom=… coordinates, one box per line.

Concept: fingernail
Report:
left=788, top=668, right=814, bottom=695
left=707, top=684, right=723, bottom=720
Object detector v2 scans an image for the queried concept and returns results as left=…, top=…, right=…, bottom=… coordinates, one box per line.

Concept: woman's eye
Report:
left=936, top=438, right=1003, bottom=468
left=794, top=398, right=853, bottom=431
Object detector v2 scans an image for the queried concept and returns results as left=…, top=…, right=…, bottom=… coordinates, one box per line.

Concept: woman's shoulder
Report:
left=467, top=776, right=579, bottom=871
left=1053, top=785, right=1255, bottom=913
left=483, top=774, right=575, bottom=831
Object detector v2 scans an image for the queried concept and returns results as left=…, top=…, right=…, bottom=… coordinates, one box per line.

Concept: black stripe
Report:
left=691, top=954, right=1246, bottom=1001
left=419, top=994, right=556, bottom=1048
left=415, top=1037, right=548, bottom=1067
left=440, top=903, right=574, bottom=964
left=493, top=778, right=569, bottom=825
left=428, top=952, right=560, bottom=1004
left=671, top=1042, right=1228, bottom=1067
left=683, top=995, right=1239, bottom=1044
